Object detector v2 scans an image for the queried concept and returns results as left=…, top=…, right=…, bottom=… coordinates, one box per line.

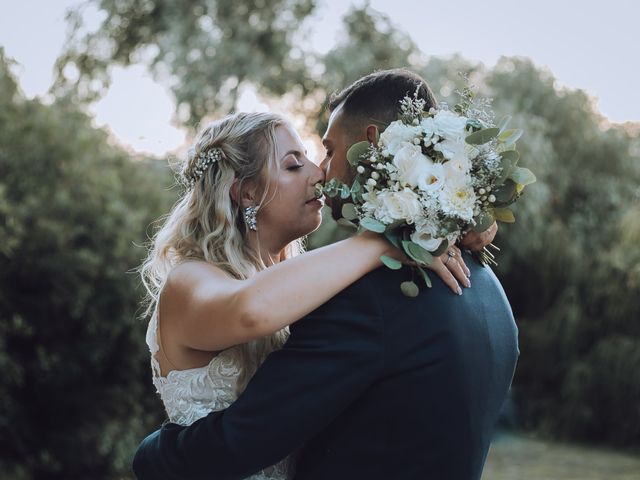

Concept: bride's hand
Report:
left=361, top=231, right=471, bottom=295
left=426, top=245, right=471, bottom=295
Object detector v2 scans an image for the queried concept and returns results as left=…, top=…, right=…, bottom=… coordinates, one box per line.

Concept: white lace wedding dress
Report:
left=146, top=311, right=291, bottom=480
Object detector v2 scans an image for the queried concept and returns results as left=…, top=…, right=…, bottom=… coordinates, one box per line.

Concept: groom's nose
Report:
left=319, top=157, right=330, bottom=178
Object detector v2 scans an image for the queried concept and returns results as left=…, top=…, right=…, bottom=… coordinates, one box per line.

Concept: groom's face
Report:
left=320, top=103, right=366, bottom=218
left=320, top=103, right=355, bottom=184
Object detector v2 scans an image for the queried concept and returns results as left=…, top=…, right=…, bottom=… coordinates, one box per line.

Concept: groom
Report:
left=133, top=69, right=519, bottom=480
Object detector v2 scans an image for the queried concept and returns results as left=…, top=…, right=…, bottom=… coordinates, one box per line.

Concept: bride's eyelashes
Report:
left=286, top=164, right=303, bottom=171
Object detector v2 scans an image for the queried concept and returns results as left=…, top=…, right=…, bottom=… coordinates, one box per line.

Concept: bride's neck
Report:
left=247, top=233, right=287, bottom=267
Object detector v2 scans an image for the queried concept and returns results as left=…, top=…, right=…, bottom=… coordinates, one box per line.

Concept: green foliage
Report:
left=0, top=50, right=172, bottom=478
left=484, top=57, right=640, bottom=446
left=55, top=0, right=317, bottom=125
left=400, top=280, right=419, bottom=298
left=4, top=4, right=638, bottom=477
left=379, top=255, right=402, bottom=270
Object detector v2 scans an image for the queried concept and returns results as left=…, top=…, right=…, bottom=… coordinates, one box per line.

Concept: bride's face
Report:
left=257, top=124, right=325, bottom=244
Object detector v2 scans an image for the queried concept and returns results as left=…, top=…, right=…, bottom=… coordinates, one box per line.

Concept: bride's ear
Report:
left=365, top=124, right=380, bottom=145
left=230, top=178, right=258, bottom=208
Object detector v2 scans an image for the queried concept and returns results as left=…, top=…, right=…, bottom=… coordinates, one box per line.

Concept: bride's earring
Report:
left=243, top=205, right=259, bottom=231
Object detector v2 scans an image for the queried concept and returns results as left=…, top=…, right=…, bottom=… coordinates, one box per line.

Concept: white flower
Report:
left=393, top=144, right=445, bottom=193
left=411, top=228, right=444, bottom=252
left=443, top=154, right=471, bottom=180
left=433, top=110, right=468, bottom=140
left=420, top=117, right=436, bottom=138
left=377, top=188, right=423, bottom=224
left=439, top=175, right=477, bottom=221
left=379, top=121, right=421, bottom=156
left=434, top=138, right=466, bottom=161
left=362, top=191, right=391, bottom=224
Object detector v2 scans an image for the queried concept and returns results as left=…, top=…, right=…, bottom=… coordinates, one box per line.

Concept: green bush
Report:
left=0, top=50, right=173, bottom=479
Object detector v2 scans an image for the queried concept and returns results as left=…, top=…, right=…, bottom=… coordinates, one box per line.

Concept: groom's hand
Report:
left=459, top=222, right=498, bottom=252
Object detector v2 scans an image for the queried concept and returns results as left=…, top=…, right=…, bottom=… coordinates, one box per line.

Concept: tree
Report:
left=0, top=49, right=174, bottom=478
left=56, top=0, right=317, bottom=126
left=484, top=57, right=640, bottom=445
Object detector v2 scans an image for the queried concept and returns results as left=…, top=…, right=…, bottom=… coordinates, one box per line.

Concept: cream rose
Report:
left=393, top=144, right=445, bottom=192
left=410, top=229, right=444, bottom=252
left=379, top=121, right=421, bottom=156
left=433, top=110, right=468, bottom=140
left=378, top=188, right=423, bottom=224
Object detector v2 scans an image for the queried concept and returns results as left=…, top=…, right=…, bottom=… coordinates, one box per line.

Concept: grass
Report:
left=483, top=432, right=640, bottom=480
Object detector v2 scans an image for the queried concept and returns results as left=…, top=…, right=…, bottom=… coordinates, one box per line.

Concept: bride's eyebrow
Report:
left=279, top=150, right=303, bottom=162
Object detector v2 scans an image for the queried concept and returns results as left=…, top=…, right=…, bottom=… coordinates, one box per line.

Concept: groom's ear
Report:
left=365, top=124, right=380, bottom=145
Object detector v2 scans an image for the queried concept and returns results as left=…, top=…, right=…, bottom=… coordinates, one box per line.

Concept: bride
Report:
left=139, top=111, right=471, bottom=479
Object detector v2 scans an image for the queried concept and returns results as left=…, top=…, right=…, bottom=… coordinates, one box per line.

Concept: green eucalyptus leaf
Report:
left=323, top=178, right=339, bottom=197
left=493, top=207, right=516, bottom=223
left=465, top=127, right=500, bottom=145
left=402, top=240, right=433, bottom=264
left=417, top=266, right=432, bottom=288
left=340, top=183, right=351, bottom=199
left=493, top=180, right=518, bottom=204
left=360, top=217, right=386, bottom=233
left=500, top=150, right=520, bottom=162
left=380, top=255, right=402, bottom=270
left=498, top=128, right=523, bottom=145
left=509, top=167, right=537, bottom=186
left=346, top=141, right=371, bottom=166
left=341, top=203, right=358, bottom=221
left=400, top=281, right=420, bottom=297
left=350, top=179, right=362, bottom=194
left=496, top=156, right=515, bottom=185
left=473, top=210, right=495, bottom=233
left=497, top=115, right=512, bottom=133
left=384, top=230, right=402, bottom=249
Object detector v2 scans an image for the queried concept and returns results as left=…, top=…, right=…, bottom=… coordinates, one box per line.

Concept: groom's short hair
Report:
left=328, top=68, right=437, bottom=131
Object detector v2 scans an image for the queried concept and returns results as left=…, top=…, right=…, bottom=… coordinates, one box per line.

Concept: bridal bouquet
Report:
left=321, top=85, right=535, bottom=296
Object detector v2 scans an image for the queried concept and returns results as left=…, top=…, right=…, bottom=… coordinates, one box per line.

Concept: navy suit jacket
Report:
left=133, top=251, right=519, bottom=480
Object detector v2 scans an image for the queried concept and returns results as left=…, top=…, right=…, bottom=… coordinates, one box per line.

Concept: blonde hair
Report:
left=141, top=112, right=301, bottom=391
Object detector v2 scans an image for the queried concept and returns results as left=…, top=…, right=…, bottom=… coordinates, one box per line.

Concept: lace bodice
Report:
left=146, top=311, right=290, bottom=479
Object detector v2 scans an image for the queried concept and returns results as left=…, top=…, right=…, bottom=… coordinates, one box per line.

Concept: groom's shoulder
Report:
left=321, top=266, right=410, bottom=314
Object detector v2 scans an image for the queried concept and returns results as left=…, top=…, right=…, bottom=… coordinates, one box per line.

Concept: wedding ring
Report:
left=445, top=255, right=452, bottom=265
left=447, top=250, right=456, bottom=258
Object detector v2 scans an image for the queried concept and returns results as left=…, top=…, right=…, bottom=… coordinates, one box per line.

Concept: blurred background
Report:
left=1, top=1, right=639, bottom=478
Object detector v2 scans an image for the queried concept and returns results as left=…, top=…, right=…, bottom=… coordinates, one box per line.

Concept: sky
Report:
left=1, top=0, right=638, bottom=157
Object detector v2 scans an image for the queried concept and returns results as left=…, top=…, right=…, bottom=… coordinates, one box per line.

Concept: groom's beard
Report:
left=328, top=197, right=343, bottom=221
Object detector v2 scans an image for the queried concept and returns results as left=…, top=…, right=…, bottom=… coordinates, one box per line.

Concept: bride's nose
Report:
left=309, top=162, right=325, bottom=185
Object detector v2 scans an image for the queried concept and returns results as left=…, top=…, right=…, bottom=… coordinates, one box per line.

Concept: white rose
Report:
left=378, top=188, right=423, bottom=223
left=393, top=144, right=445, bottom=193
left=410, top=229, right=444, bottom=252
left=433, top=110, right=468, bottom=140
left=379, top=121, right=421, bottom=155
left=434, top=137, right=469, bottom=161
left=443, top=154, right=471, bottom=181
left=362, top=191, right=391, bottom=224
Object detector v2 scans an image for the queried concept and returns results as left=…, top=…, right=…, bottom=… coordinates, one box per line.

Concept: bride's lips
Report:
left=305, top=195, right=325, bottom=206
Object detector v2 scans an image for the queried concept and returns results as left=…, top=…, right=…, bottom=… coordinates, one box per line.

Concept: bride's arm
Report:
left=161, top=231, right=393, bottom=352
